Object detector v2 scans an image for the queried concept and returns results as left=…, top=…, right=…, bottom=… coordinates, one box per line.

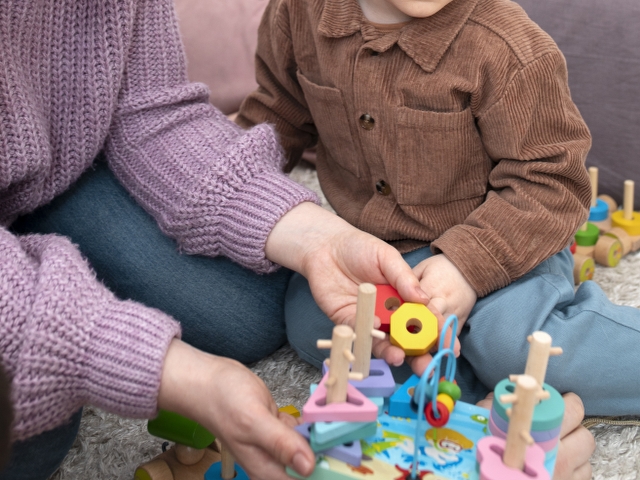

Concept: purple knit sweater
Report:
left=0, top=0, right=317, bottom=441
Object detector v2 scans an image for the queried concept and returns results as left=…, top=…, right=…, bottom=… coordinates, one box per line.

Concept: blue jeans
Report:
left=0, top=410, right=81, bottom=480
left=9, top=159, right=292, bottom=478
left=286, top=246, right=640, bottom=416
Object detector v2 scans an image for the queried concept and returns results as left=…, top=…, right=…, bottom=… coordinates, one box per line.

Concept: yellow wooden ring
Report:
left=611, top=210, right=640, bottom=236
left=436, top=393, right=455, bottom=413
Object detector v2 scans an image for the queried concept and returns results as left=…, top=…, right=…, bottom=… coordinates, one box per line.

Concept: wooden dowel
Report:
left=352, top=283, right=377, bottom=378
left=623, top=180, right=635, bottom=220
left=503, top=375, right=538, bottom=470
left=589, top=166, right=598, bottom=208
left=524, top=332, right=555, bottom=388
left=220, top=442, right=236, bottom=480
left=325, top=325, right=355, bottom=403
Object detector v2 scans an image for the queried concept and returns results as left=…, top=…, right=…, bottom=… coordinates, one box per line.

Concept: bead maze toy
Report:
left=290, top=284, right=565, bottom=480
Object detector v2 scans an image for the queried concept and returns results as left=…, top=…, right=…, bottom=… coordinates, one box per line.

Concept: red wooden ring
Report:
left=425, top=401, right=450, bottom=428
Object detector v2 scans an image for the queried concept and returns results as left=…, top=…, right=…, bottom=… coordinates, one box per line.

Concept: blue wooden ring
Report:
left=589, top=198, right=609, bottom=221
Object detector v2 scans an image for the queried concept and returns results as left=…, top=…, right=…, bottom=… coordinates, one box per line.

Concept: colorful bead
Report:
left=436, top=393, right=455, bottom=413
left=425, top=401, right=450, bottom=428
left=437, top=380, right=461, bottom=402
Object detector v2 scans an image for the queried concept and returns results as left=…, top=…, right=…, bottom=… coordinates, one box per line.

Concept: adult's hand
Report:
left=477, top=392, right=594, bottom=480
left=265, top=202, right=430, bottom=366
left=158, top=340, right=315, bottom=480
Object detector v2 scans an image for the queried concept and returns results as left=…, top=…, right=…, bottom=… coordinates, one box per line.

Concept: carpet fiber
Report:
left=51, top=164, right=640, bottom=479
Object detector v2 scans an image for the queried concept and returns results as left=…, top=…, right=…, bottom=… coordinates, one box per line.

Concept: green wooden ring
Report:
left=574, top=222, right=600, bottom=246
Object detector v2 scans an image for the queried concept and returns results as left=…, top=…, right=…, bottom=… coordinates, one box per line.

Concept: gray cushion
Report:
left=515, top=0, right=640, bottom=208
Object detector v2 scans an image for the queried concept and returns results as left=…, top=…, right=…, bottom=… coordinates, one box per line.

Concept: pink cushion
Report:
left=174, top=0, right=269, bottom=114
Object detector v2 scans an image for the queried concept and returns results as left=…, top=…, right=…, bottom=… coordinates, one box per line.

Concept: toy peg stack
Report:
left=483, top=331, right=564, bottom=480
left=477, top=375, right=549, bottom=480
left=611, top=179, right=640, bottom=252
left=573, top=175, right=640, bottom=285
left=317, top=324, right=363, bottom=403
left=571, top=170, right=640, bottom=284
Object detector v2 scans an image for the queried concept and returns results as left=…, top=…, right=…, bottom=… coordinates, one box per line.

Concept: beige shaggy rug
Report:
left=51, top=163, right=640, bottom=480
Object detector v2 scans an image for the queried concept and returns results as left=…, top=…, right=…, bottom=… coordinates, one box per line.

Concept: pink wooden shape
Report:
left=476, top=436, right=549, bottom=480
left=302, top=373, right=379, bottom=423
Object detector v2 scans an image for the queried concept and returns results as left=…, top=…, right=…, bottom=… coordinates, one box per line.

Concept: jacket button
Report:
left=376, top=180, right=391, bottom=195
left=359, top=113, right=375, bottom=130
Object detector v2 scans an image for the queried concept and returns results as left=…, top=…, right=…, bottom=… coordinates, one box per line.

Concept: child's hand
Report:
left=477, top=392, right=595, bottom=480
left=158, top=340, right=315, bottom=480
left=413, top=254, right=477, bottom=329
left=266, top=202, right=430, bottom=367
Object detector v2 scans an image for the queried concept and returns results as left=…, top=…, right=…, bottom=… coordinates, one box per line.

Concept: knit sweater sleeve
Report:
left=105, top=0, right=318, bottom=274
left=0, top=228, right=181, bottom=441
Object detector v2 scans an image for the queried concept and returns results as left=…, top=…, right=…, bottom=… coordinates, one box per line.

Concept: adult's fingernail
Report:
left=292, top=452, right=313, bottom=474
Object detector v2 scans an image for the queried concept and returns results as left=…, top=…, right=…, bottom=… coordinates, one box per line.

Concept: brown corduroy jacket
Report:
left=237, top=0, right=592, bottom=297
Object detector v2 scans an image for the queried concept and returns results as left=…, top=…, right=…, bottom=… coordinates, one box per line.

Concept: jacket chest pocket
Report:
left=394, top=106, right=491, bottom=205
left=296, top=72, right=360, bottom=177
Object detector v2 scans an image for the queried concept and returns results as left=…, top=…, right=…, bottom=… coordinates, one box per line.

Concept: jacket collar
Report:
left=318, top=0, right=479, bottom=72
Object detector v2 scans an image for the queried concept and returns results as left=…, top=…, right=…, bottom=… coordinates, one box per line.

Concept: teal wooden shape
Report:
left=492, top=379, right=564, bottom=431
left=313, top=420, right=373, bottom=445
left=310, top=421, right=377, bottom=452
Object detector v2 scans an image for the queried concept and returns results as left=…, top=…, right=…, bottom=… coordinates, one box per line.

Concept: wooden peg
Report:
left=325, top=325, right=356, bottom=404
left=174, top=444, right=206, bottom=466
left=499, top=394, right=518, bottom=405
left=589, top=166, right=598, bottom=208
left=370, top=329, right=386, bottom=340
left=623, top=180, right=635, bottom=221
left=503, top=375, right=539, bottom=470
left=524, top=332, right=562, bottom=390
left=219, top=442, right=236, bottom=480
left=352, top=283, right=377, bottom=378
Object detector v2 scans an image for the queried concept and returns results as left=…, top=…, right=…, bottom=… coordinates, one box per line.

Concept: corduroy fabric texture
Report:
left=237, top=0, right=593, bottom=296
left=0, top=0, right=318, bottom=442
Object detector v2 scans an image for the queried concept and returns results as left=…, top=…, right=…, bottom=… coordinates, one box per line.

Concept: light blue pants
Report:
left=285, top=245, right=640, bottom=416
left=8, top=159, right=292, bottom=479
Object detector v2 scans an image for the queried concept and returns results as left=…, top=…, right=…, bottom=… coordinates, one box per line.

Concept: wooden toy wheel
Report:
left=606, top=227, right=633, bottom=255
left=597, top=194, right=618, bottom=213
left=572, top=254, right=595, bottom=285
left=135, top=459, right=174, bottom=480
left=594, top=236, right=622, bottom=267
